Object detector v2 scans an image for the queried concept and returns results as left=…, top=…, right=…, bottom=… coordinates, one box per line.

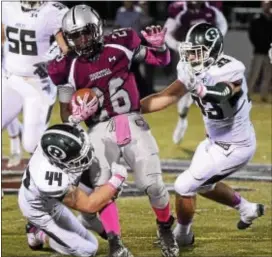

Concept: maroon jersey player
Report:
left=48, top=5, right=179, bottom=257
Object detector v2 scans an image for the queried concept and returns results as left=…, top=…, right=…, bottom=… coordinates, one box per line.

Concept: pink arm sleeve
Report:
left=144, top=47, right=171, bottom=66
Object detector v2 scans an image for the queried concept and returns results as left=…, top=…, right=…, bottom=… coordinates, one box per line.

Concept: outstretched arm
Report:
left=133, top=25, right=170, bottom=66
left=140, top=79, right=187, bottom=114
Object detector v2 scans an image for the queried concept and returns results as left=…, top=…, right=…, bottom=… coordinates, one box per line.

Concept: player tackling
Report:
left=141, top=22, right=264, bottom=247
left=18, top=123, right=128, bottom=257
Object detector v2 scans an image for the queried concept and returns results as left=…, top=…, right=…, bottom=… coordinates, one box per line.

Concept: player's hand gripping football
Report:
left=177, top=61, right=206, bottom=97
left=69, top=92, right=98, bottom=124
left=108, top=162, right=128, bottom=192
left=141, top=25, right=167, bottom=48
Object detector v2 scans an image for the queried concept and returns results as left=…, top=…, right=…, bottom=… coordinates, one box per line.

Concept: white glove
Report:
left=45, top=41, right=61, bottom=61
left=108, top=162, right=128, bottom=191
left=176, top=61, right=206, bottom=97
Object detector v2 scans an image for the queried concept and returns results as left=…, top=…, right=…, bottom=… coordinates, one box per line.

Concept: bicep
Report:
left=55, top=31, right=69, bottom=54
left=63, top=186, right=90, bottom=212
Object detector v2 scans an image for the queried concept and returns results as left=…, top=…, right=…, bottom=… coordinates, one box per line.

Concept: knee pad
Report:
left=198, top=183, right=216, bottom=194
left=174, top=172, right=197, bottom=197
left=77, top=213, right=104, bottom=235
left=179, top=107, right=189, bottom=118
left=145, top=181, right=169, bottom=209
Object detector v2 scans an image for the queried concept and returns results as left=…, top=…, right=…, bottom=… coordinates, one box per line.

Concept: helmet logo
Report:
left=47, top=145, right=67, bottom=160
left=205, top=28, right=219, bottom=42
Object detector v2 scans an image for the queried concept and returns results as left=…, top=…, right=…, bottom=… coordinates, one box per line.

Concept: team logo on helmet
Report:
left=47, top=145, right=67, bottom=160
left=205, top=28, right=219, bottom=42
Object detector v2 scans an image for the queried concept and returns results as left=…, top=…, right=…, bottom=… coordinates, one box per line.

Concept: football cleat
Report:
left=237, top=203, right=264, bottom=230
left=108, top=232, right=134, bottom=257
left=172, top=117, right=188, bottom=145
left=25, top=223, right=44, bottom=250
left=173, top=225, right=195, bottom=247
left=7, top=153, right=22, bottom=168
left=157, top=216, right=179, bottom=257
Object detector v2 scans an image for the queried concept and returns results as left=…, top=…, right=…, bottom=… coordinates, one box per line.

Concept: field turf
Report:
left=2, top=179, right=271, bottom=257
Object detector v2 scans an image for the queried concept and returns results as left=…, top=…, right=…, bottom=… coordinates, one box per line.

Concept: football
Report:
left=71, top=88, right=97, bottom=105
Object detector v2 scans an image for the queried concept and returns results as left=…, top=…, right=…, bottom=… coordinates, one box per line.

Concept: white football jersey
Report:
left=184, top=54, right=252, bottom=143
left=21, top=145, right=81, bottom=215
left=2, top=2, right=68, bottom=77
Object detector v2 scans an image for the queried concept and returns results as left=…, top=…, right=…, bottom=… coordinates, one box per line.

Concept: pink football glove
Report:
left=69, top=93, right=98, bottom=124
left=141, top=25, right=167, bottom=48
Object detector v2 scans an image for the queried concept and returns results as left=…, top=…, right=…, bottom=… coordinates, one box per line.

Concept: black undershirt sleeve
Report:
left=202, top=82, right=233, bottom=103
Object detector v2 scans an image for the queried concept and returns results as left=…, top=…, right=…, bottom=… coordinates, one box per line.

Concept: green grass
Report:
left=2, top=95, right=272, bottom=163
left=2, top=179, right=272, bottom=257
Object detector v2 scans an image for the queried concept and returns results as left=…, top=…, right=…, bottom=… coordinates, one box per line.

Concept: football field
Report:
left=2, top=179, right=272, bottom=257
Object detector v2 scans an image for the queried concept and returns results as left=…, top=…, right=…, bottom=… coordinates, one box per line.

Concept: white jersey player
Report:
left=18, top=123, right=128, bottom=257
left=164, top=1, right=228, bottom=144
left=141, top=23, right=264, bottom=247
left=1, top=1, right=69, bottom=167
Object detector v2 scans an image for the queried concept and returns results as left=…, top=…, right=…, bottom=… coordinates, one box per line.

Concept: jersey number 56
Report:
left=6, top=26, right=38, bottom=56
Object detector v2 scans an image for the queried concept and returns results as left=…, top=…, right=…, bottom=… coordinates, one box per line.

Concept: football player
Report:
left=141, top=23, right=264, bottom=247
left=164, top=1, right=228, bottom=144
left=1, top=1, right=69, bottom=167
left=48, top=5, right=179, bottom=257
left=18, top=123, right=128, bottom=257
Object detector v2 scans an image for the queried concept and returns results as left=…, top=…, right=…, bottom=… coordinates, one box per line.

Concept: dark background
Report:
left=62, top=1, right=264, bottom=22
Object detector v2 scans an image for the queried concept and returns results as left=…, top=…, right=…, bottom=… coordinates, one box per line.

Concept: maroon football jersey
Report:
left=167, top=1, right=185, bottom=19
left=168, top=2, right=217, bottom=41
left=48, top=28, right=142, bottom=124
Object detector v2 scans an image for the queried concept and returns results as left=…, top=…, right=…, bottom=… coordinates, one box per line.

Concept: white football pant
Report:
left=2, top=72, right=56, bottom=153
left=88, top=112, right=169, bottom=209
left=174, top=130, right=256, bottom=196
left=18, top=187, right=98, bottom=257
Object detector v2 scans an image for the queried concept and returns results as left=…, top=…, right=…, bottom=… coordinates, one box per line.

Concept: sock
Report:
left=176, top=222, right=192, bottom=235
left=232, top=192, right=241, bottom=207
left=36, top=230, right=47, bottom=244
left=99, top=201, right=121, bottom=235
left=234, top=194, right=250, bottom=211
left=10, top=136, right=21, bottom=155
left=152, top=203, right=171, bottom=223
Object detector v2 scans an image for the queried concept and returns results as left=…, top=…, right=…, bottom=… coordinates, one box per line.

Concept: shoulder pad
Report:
left=168, top=2, right=185, bottom=19
left=36, top=169, right=70, bottom=198
left=210, top=55, right=245, bottom=83
left=47, top=2, right=69, bottom=35
left=28, top=149, right=70, bottom=198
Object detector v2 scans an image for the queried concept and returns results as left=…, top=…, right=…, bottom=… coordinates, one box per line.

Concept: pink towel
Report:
left=114, top=114, right=131, bottom=146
